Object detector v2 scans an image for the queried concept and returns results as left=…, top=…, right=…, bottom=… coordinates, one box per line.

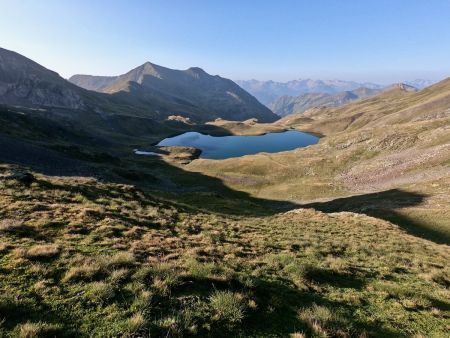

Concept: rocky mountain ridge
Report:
left=0, top=47, right=88, bottom=110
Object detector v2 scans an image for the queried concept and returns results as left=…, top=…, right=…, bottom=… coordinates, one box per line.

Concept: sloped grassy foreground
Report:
left=0, top=165, right=449, bottom=337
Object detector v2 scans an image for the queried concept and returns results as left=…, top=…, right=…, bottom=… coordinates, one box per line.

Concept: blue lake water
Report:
left=157, top=130, right=319, bottom=159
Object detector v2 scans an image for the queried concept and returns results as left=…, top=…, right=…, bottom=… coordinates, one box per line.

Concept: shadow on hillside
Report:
left=169, top=273, right=399, bottom=337
left=302, top=189, right=449, bottom=245
left=0, top=128, right=298, bottom=217
left=2, top=126, right=446, bottom=234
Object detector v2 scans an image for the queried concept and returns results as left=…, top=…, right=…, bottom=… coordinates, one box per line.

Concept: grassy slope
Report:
left=0, top=165, right=449, bottom=337
left=277, top=79, right=450, bottom=136
left=187, top=80, right=450, bottom=243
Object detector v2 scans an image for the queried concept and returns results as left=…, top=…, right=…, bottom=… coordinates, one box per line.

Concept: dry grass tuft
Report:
left=109, top=268, right=129, bottom=284
left=14, top=321, right=60, bottom=338
left=290, top=332, right=306, bottom=338
left=124, top=312, right=147, bottom=334
left=14, top=244, right=60, bottom=259
left=431, top=269, right=450, bottom=288
left=0, top=218, right=24, bottom=233
left=85, top=281, right=116, bottom=303
left=63, top=260, right=101, bottom=282
left=298, top=303, right=344, bottom=337
left=0, top=242, right=10, bottom=253
left=103, top=251, right=136, bottom=269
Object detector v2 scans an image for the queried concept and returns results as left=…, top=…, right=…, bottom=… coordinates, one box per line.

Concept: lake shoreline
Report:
left=154, top=130, right=319, bottom=160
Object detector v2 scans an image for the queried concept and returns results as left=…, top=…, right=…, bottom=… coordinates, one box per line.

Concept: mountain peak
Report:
left=187, top=66, right=206, bottom=73
left=136, top=62, right=166, bottom=77
left=184, top=67, right=208, bottom=79
left=66, top=56, right=279, bottom=122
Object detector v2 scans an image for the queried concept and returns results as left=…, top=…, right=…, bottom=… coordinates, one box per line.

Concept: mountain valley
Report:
left=0, top=47, right=449, bottom=337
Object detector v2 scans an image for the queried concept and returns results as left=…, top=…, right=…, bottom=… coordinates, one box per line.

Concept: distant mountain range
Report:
left=235, top=79, right=383, bottom=106
left=269, top=87, right=383, bottom=117
left=0, top=47, right=277, bottom=124
left=236, top=78, right=435, bottom=107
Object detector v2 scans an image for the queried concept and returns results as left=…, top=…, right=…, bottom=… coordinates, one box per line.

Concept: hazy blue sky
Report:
left=1, top=0, right=450, bottom=83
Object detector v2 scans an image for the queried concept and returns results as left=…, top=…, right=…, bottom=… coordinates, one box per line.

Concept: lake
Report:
left=156, top=130, right=319, bottom=159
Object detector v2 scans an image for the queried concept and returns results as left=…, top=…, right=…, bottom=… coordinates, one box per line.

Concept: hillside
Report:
left=269, top=87, right=381, bottom=117
left=279, top=81, right=450, bottom=135
left=0, top=48, right=91, bottom=110
left=70, top=63, right=278, bottom=123
left=1, top=163, right=449, bottom=337
left=187, top=77, right=450, bottom=243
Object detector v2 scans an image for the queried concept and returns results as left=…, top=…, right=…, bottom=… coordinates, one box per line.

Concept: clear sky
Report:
left=1, top=0, right=450, bottom=83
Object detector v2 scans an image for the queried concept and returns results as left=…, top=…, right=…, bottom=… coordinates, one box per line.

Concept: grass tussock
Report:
left=124, top=312, right=147, bottom=335
left=298, top=304, right=348, bottom=337
left=210, top=291, right=246, bottom=327
left=85, top=281, right=116, bottom=304
left=0, top=219, right=23, bottom=233
left=14, top=321, right=61, bottom=338
left=14, top=244, right=60, bottom=260
left=63, top=259, right=101, bottom=282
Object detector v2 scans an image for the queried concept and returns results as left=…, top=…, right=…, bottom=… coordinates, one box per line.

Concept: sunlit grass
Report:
left=0, top=166, right=448, bottom=337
